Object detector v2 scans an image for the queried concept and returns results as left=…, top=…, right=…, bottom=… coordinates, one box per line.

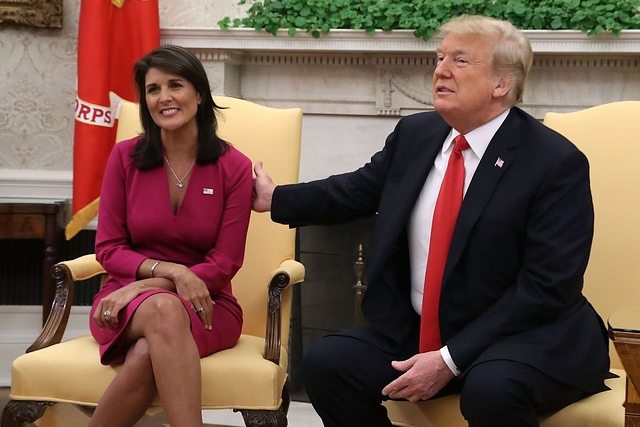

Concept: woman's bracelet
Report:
left=150, top=261, right=161, bottom=278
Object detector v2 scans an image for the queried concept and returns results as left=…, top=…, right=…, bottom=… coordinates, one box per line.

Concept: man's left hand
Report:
left=381, top=350, right=455, bottom=402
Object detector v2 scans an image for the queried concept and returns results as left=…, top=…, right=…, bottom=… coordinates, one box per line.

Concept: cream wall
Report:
left=0, top=0, right=246, bottom=172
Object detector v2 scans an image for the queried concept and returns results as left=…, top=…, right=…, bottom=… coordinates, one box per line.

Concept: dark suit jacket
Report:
left=272, top=107, right=610, bottom=394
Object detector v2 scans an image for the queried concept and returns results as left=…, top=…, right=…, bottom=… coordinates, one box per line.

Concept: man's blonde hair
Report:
left=438, top=15, right=533, bottom=105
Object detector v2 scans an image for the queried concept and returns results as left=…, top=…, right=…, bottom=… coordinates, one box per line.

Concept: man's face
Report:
left=432, top=33, right=502, bottom=131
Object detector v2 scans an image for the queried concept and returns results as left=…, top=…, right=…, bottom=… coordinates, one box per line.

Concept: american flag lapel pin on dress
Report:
left=202, top=188, right=214, bottom=195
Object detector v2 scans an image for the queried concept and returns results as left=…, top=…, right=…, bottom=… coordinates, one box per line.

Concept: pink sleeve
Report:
left=95, top=138, right=147, bottom=285
left=190, top=149, right=253, bottom=294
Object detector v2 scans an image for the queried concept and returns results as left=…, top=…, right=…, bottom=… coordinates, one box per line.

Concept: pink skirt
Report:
left=90, top=287, right=242, bottom=365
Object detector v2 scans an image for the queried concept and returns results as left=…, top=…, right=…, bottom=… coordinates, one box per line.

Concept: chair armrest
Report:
left=264, top=259, right=306, bottom=364
left=27, top=254, right=106, bottom=353
left=58, top=254, right=106, bottom=281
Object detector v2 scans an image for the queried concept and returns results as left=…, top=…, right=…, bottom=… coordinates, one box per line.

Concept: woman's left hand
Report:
left=172, top=267, right=214, bottom=330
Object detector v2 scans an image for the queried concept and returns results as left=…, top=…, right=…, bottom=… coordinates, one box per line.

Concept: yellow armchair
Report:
left=384, top=101, right=640, bottom=426
left=1, top=97, right=305, bottom=427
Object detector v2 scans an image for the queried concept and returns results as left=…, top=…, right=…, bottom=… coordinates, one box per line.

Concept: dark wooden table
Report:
left=0, top=201, right=66, bottom=324
left=609, top=305, right=640, bottom=427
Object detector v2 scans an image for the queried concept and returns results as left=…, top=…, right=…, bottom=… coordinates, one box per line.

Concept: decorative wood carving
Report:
left=264, top=271, right=289, bottom=364
left=0, top=400, right=54, bottom=427
left=237, top=409, right=288, bottom=427
left=0, top=0, right=62, bottom=28
left=26, top=262, right=74, bottom=352
left=236, top=384, right=290, bottom=427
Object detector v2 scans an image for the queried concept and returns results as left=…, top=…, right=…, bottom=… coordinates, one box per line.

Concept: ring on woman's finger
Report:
left=103, top=310, right=112, bottom=317
left=196, top=307, right=204, bottom=313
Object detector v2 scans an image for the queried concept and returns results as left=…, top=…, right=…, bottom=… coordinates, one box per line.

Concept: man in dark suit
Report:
left=253, top=14, right=610, bottom=427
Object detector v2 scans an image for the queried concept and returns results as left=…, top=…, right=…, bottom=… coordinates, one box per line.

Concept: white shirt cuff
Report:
left=440, top=346, right=461, bottom=376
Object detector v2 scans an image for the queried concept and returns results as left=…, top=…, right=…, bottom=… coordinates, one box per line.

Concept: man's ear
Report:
left=493, top=76, right=513, bottom=98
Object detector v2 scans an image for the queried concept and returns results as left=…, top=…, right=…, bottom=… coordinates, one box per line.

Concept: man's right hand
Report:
left=381, top=350, right=455, bottom=402
left=252, top=161, right=276, bottom=212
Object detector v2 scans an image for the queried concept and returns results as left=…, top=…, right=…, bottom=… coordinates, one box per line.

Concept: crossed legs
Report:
left=88, top=293, right=202, bottom=427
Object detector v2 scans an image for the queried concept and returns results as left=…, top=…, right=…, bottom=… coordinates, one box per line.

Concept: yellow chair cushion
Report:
left=383, top=370, right=624, bottom=427
left=10, top=334, right=288, bottom=411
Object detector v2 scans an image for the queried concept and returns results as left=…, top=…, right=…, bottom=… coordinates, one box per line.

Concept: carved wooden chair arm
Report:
left=27, top=254, right=106, bottom=353
left=28, top=254, right=304, bottom=365
left=264, top=259, right=305, bottom=364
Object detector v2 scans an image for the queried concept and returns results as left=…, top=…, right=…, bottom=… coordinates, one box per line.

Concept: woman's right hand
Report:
left=93, top=283, right=142, bottom=330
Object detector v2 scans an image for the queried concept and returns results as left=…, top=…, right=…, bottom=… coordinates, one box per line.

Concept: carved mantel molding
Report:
left=162, top=27, right=640, bottom=54
left=161, top=28, right=640, bottom=119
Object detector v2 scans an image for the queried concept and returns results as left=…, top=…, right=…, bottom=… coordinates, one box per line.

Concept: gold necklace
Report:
left=163, top=156, right=195, bottom=191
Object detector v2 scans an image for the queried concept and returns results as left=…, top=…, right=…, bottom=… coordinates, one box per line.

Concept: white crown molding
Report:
left=161, top=27, right=640, bottom=55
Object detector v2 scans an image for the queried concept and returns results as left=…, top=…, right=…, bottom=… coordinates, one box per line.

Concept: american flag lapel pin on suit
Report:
left=202, top=188, right=214, bottom=195
left=494, top=157, right=504, bottom=168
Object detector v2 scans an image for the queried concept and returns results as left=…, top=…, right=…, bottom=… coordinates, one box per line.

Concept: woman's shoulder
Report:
left=214, top=144, right=253, bottom=186
left=107, top=135, right=142, bottom=169
left=220, top=144, right=252, bottom=167
left=114, top=135, right=143, bottom=152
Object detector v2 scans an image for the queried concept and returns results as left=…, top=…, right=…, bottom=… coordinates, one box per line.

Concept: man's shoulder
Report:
left=509, top=107, right=585, bottom=156
left=402, top=110, right=446, bottom=126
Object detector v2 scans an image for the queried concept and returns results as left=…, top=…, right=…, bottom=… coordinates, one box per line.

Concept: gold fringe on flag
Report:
left=64, top=197, right=100, bottom=240
left=111, top=0, right=125, bottom=8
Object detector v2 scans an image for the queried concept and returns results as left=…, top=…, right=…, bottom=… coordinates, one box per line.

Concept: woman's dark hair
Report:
left=131, top=45, right=228, bottom=169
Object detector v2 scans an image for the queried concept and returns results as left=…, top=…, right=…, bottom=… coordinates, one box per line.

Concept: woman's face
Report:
left=144, top=67, right=201, bottom=133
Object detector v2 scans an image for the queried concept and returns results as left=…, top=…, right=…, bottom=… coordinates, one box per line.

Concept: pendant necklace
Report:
left=164, top=156, right=195, bottom=191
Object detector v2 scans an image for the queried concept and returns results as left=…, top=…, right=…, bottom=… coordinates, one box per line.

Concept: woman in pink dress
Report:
left=88, top=45, right=252, bottom=427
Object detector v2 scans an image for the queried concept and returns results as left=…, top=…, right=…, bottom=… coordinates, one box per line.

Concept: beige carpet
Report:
left=0, top=388, right=322, bottom=426
left=0, top=388, right=226, bottom=426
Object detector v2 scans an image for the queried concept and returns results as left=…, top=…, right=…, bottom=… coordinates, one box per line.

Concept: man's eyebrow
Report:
left=436, top=46, right=472, bottom=54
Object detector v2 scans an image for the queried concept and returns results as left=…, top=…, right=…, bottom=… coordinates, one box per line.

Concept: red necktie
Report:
left=420, top=134, right=469, bottom=353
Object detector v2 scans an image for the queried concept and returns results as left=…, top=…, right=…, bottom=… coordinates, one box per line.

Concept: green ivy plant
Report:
left=218, top=0, right=640, bottom=40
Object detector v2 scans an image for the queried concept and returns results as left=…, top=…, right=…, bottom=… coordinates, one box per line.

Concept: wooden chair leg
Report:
left=236, top=383, right=291, bottom=427
left=237, top=408, right=287, bottom=427
left=1, top=400, right=54, bottom=427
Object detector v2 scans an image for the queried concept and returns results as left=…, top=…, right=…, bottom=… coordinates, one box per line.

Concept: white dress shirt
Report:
left=407, top=109, right=510, bottom=375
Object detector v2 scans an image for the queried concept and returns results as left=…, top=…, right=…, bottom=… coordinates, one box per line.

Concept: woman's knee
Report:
left=136, top=294, right=190, bottom=336
left=143, top=294, right=188, bottom=322
left=125, top=339, right=153, bottom=373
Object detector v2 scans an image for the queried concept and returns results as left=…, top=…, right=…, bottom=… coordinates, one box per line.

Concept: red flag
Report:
left=66, top=0, right=159, bottom=239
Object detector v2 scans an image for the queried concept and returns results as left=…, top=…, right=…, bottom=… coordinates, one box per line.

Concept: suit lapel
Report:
left=444, top=110, right=522, bottom=280
left=374, top=118, right=451, bottom=256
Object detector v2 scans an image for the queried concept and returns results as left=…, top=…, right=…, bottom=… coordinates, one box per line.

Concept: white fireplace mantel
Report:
left=161, top=28, right=640, bottom=119
left=162, top=27, right=640, bottom=54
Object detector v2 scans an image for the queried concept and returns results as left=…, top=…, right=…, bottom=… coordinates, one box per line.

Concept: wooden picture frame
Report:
left=0, top=0, right=62, bottom=28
